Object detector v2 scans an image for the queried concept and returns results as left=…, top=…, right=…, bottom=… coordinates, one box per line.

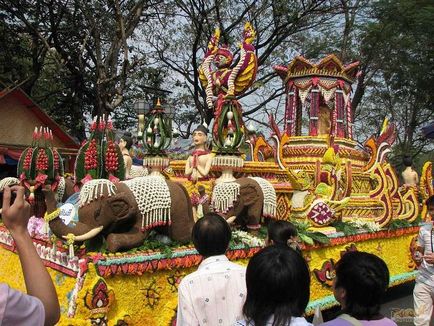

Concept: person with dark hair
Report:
left=119, top=132, right=133, bottom=178
left=401, top=155, right=419, bottom=186
left=266, top=220, right=301, bottom=253
left=177, top=213, right=247, bottom=325
left=413, top=195, right=434, bottom=326
left=0, top=186, right=60, bottom=325
left=235, top=245, right=312, bottom=326
left=319, top=251, right=397, bottom=326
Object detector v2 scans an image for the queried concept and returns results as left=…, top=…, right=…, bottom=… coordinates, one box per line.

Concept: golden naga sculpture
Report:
left=198, top=22, right=258, bottom=157
left=287, top=145, right=350, bottom=227
left=199, top=22, right=257, bottom=109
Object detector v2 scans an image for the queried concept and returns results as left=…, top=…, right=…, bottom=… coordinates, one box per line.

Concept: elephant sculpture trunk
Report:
left=49, top=218, right=103, bottom=241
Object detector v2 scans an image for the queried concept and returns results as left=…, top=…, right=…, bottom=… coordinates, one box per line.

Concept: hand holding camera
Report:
left=2, top=185, right=31, bottom=237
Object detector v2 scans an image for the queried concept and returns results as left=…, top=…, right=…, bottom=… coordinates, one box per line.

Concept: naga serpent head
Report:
left=243, top=22, right=256, bottom=44
left=207, top=28, right=221, bottom=56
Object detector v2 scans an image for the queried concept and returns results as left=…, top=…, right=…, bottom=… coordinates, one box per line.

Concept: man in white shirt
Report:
left=177, top=213, right=246, bottom=326
left=413, top=196, right=434, bottom=326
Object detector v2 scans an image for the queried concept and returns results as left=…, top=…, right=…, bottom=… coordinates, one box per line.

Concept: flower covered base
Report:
left=0, top=224, right=420, bottom=325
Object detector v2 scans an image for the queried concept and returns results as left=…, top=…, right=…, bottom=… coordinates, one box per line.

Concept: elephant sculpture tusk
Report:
left=62, top=226, right=104, bottom=242
left=226, top=215, right=237, bottom=224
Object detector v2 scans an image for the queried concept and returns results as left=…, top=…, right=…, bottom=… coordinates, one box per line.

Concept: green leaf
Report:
left=299, top=233, right=314, bottom=245
left=161, top=245, right=173, bottom=258
left=332, top=221, right=358, bottom=236
left=388, top=219, right=411, bottom=230
left=292, top=220, right=310, bottom=233
left=411, top=214, right=422, bottom=226
left=306, top=231, right=331, bottom=244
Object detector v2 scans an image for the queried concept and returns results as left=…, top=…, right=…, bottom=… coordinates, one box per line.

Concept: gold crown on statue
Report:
left=274, top=54, right=359, bottom=84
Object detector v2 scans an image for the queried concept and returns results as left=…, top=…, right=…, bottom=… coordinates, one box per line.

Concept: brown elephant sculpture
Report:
left=45, top=176, right=194, bottom=252
left=210, top=177, right=276, bottom=230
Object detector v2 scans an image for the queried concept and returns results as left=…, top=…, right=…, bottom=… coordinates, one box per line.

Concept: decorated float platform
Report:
left=0, top=222, right=421, bottom=325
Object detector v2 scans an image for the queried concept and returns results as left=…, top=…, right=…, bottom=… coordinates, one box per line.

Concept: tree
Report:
left=356, top=0, right=434, bottom=160
left=0, top=0, right=163, bottom=140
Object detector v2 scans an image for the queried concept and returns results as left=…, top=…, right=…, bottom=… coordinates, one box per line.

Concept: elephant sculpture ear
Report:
left=107, top=192, right=136, bottom=222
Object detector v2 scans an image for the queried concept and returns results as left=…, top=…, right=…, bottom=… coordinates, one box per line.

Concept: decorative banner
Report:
left=59, top=192, right=80, bottom=226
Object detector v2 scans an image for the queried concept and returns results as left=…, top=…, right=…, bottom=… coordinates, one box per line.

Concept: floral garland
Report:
left=67, top=258, right=89, bottom=317
left=0, top=223, right=419, bottom=280
left=301, top=226, right=419, bottom=250
left=93, top=242, right=261, bottom=277
left=348, top=220, right=382, bottom=232
left=232, top=230, right=265, bottom=247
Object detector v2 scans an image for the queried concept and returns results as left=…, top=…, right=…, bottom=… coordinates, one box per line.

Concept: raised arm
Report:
left=185, top=156, right=193, bottom=176
left=2, top=186, right=60, bottom=325
left=195, top=153, right=214, bottom=178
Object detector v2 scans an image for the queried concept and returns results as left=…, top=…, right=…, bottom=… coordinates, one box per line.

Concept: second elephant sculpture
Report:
left=45, top=176, right=194, bottom=252
left=0, top=176, right=75, bottom=216
left=210, top=177, right=277, bottom=230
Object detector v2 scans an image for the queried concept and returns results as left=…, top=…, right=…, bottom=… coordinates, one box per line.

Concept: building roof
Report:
left=0, top=87, right=79, bottom=150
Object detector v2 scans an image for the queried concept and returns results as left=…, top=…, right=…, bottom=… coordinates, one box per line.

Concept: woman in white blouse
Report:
left=235, top=245, right=312, bottom=326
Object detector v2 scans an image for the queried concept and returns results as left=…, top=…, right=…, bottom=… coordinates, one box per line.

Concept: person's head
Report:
left=426, top=196, right=434, bottom=218
left=243, top=245, right=310, bottom=326
left=266, top=220, right=300, bottom=252
left=333, top=251, right=389, bottom=320
left=119, top=132, right=133, bottom=150
left=403, top=155, right=413, bottom=168
left=192, top=125, right=209, bottom=149
left=192, top=213, right=231, bottom=257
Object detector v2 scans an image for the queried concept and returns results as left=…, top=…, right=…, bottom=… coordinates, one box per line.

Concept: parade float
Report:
left=0, top=22, right=433, bottom=325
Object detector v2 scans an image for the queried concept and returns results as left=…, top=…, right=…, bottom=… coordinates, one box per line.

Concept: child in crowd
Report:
left=319, top=251, right=397, bottom=326
left=1, top=185, right=60, bottom=325
left=235, top=245, right=312, bottom=326
left=266, top=220, right=301, bottom=253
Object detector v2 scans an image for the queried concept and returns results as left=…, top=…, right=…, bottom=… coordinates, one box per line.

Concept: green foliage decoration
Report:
left=142, top=101, right=173, bottom=156
left=213, top=97, right=245, bottom=155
